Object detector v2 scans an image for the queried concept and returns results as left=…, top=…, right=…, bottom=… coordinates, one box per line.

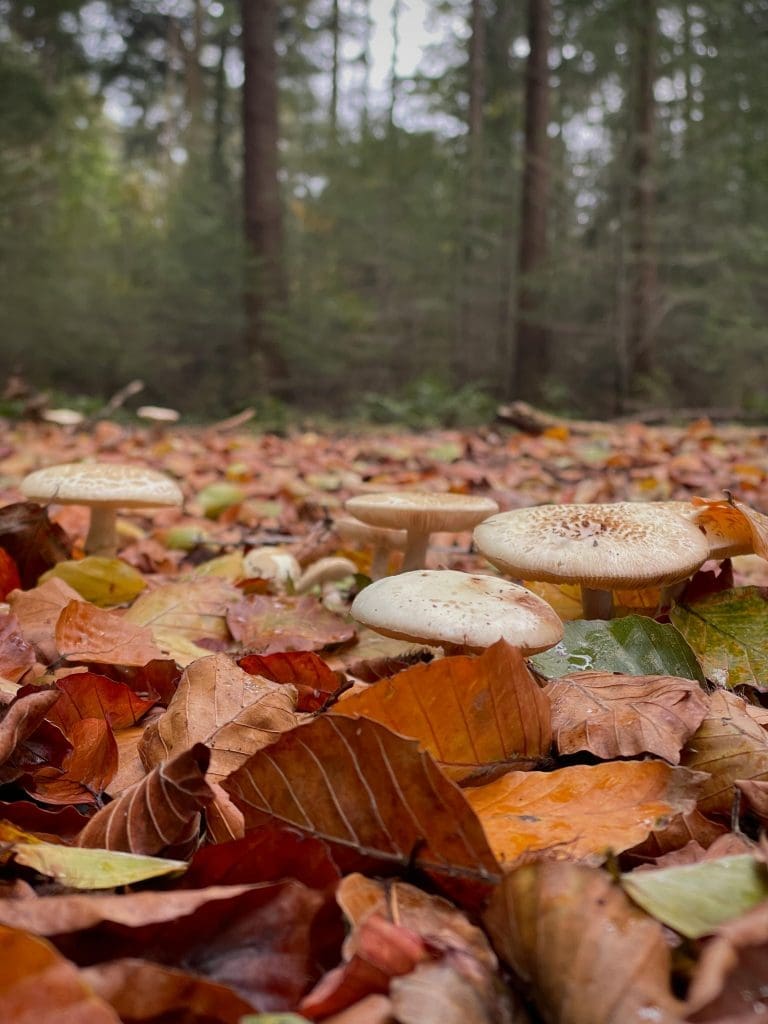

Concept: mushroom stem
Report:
left=401, top=531, right=430, bottom=572
left=85, top=507, right=119, bottom=557
left=580, top=586, right=614, bottom=620
left=370, top=545, right=390, bottom=579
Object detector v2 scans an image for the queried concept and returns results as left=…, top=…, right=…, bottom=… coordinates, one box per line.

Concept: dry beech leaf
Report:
left=466, top=760, right=702, bottom=865
left=735, top=778, right=768, bottom=825
left=47, top=671, right=158, bottom=733
left=124, top=577, right=239, bottom=645
left=0, top=614, right=36, bottom=682
left=686, top=901, right=768, bottom=1021
left=691, top=498, right=754, bottom=556
left=733, top=497, right=768, bottom=560
left=107, top=722, right=153, bottom=798
left=681, top=690, right=768, bottom=816
left=484, top=862, right=684, bottom=1024
left=238, top=649, right=347, bottom=712
left=81, top=959, right=254, bottom=1024
left=77, top=743, right=213, bottom=854
left=391, top=960, right=524, bottom=1024
left=335, top=641, right=552, bottom=781
left=545, top=671, right=709, bottom=764
left=138, top=653, right=298, bottom=783
left=223, top=714, right=500, bottom=907
left=204, top=779, right=245, bottom=843
left=0, top=689, right=60, bottom=781
left=645, top=832, right=756, bottom=869
left=0, top=882, right=329, bottom=1010
left=27, top=717, right=118, bottom=805
left=0, top=800, right=89, bottom=842
left=55, top=600, right=164, bottom=668
left=226, top=593, right=355, bottom=653
left=0, top=924, right=119, bottom=1023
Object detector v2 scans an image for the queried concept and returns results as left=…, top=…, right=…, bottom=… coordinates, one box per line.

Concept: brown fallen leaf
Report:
left=0, top=614, right=36, bottom=683
left=223, top=714, right=501, bottom=907
left=681, top=690, right=768, bottom=817
left=0, top=502, right=72, bottom=588
left=77, top=743, right=213, bottom=854
left=227, top=593, right=355, bottom=653
left=623, top=811, right=730, bottom=867
left=686, top=900, right=768, bottom=1021
left=239, top=649, right=347, bottom=712
left=391, top=960, right=527, bottom=1024
left=466, top=760, right=702, bottom=865
left=55, top=600, right=164, bottom=668
left=733, top=497, right=768, bottom=561
left=27, top=717, right=118, bottom=805
left=545, top=671, right=709, bottom=764
left=0, top=689, right=61, bottom=782
left=204, top=780, right=245, bottom=843
left=0, top=924, right=119, bottom=1023
left=484, top=861, right=684, bottom=1024
left=0, top=800, right=89, bottom=842
left=47, top=671, right=158, bottom=733
left=81, top=959, right=254, bottom=1023
left=336, top=641, right=552, bottom=781
left=645, top=831, right=757, bottom=869
left=735, top=778, right=768, bottom=827
left=138, top=653, right=298, bottom=784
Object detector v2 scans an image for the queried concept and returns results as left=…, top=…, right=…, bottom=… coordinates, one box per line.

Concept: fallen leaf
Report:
left=0, top=548, right=21, bottom=600
left=681, top=690, right=768, bottom=817
left=41, top=556, right=146, bottom=607
left=335, top=641, right=552, bottom=781
left=530, top=615, right=704, bottom=682
left=670, top=587, right=768, bottom=689
left=138, top=653, right=298, bottom=783
left=545, top=671, right=709, bottom=763
left=239, top=650, right=347, bottom=712
left=622, top=855, right=768, bottom=938
left=623, top=811, right=730, bottom=867
left=0, top=614, right=36, bottom=683
left=223, top=715, right=500, bottom=907
left=0, top=800, right=89, bottom=841
left=484, top=861, right=684, bottom=1024
left=0, top=502, right=72, bottom=587
left=26, top=717, right=118, bottom=804
left=391, top=961, right=520, bottom=1024
left=55, top=601, right=164, bottom=668
left=0, top=924, right=119, bottom=1023
left=47, top=671, right=158, bottom=732
left=124, top=578, right=239, bottom=650
left=82, top=959, right=254, bottom=1024
left=76, top=743, right=213, bottom=854
left=7, top=577, right=83, bottom=662
left=466, top=760, right=702, bottom=864
left=0, top=689, right=60, bottom=782
left=227, top=594, right=355, bottom=653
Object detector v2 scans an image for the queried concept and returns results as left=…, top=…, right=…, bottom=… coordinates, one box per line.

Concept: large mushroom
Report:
left=345, top=492, right=498, bottom=572
left=350, top=569, right=564, bottom=655
left=474, top=502, right=709, bottom=619
left=21, top=462, right=183, bottom=557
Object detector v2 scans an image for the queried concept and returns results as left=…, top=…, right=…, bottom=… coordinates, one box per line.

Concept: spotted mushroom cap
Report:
left=350, top=569, right=564, bottom=654
left=345, top=492, right=499, bottom=533
left=474, top=503, right=710, bottom=589
left=21, top=462, right=183, bottom=509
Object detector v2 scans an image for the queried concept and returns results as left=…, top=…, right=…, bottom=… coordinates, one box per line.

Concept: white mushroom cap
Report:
left=137, top=405, right=181, bottom=423
left=350, top=569, right=564, bottom=654
left=243, top=547, right=301, bottom=588
left=345, top=492, right=499, bottom=572
left=296, top=556, right=357, bottom=594
left=41, top=408, right=85, bottom=426
left=474, top=503, right=709, bottom=590
left=21, top=463, right=183, bottom=509
left=335, top=517, right=407, bottom=550
left=21, top=462, right=183, bottom=557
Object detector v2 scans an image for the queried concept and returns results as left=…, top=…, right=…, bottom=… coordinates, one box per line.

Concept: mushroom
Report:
left=20, top=462, right=183, bottom=557
left=345, top=492, right=499, bottom=572
left=137, top=406, right=181, bottom=444
left=242, top=546, right=302, bottom=590
left=334, top=517, right=407, bottom=577
left=296, top=556, right=357, bottom=595
left=350, top=569, right=563, bottom=655
left=473, top=502, right=709, bottom=620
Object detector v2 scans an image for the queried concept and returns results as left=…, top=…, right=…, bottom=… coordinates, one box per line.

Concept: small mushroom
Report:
left=350, top=569, right=563, bottom=655
left=137, top=405, right=181, bottom=444
left=345, top=492, right=498, bottom=572
left=474, top=502, right=709, bottom=619
left=243, top=546, right=302, bottom=590
left=335, top=517, right=407, bottom=577
left=20, top=462, right=183, bottom=557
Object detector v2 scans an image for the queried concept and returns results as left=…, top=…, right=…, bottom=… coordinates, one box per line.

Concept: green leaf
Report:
left=11, top=842, right=187, bottom=889
left=529, top=615, right=704, bottom=682
left=197, top=482, right=244, bottom=519
left=670, top=587, right=768, bottom=690
left=621, top=855, right=768, bottom=938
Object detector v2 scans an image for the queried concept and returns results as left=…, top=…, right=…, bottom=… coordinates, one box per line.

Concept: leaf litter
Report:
left=4, top=418, right=768, bottom=1019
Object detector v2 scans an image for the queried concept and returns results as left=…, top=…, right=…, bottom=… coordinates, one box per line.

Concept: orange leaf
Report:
left=0, top=613, right=35, bottom=683
left=0, top=549, right=20, bottom=601
left=55, top=600, right=164, bottom=667
left=238, top=649, right=346, bottom=711
left=8, top=577, right=83, bottom=662
left=336, top=641, right=552, bottom=781
left=466, top=760, right=702, bottom=864
left=47, top=672, right=158, bottom=733
left=27, top=719, right=118, bottom=805
left=226, top=593, right=355, bottom=653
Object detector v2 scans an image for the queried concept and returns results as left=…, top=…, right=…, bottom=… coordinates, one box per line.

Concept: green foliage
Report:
left=357, top=376, right=496, bottom=429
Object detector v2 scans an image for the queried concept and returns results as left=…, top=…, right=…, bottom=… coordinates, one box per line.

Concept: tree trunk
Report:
left=513, top=0, right=551, bottom=402
left=211, top=25, right=229, bottom=181
left=456, top=0, right=487, bottom=381
left=329, top=0, right=340, bottom=145
left=627, top=0, right=658, bottom=388
left=240, top=0, right=289, bottom=393
left=388, top=0, right=400, bottom=134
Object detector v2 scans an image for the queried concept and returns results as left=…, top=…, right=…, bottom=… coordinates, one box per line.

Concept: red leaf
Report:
left=239, top=650, right=347, bottom=711
left=0, top=549, right=21, bottom=600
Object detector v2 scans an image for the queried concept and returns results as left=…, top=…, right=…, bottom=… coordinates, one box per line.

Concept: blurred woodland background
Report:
left=1, top=0, right=767, bottom=423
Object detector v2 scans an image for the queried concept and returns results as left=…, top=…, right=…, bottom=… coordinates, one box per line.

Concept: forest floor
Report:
left=1, top=415, right=768, bottom=1022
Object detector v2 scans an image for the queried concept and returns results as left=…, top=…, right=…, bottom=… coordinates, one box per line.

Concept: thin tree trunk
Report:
left=513, top=0, right=552, bottom=401
left=185, top=0, right=204, bottom=144
left=388, top=0, right=400, bottom=134
left=240, top=0, right=289, bottom=392
left=329, top=0, right=340, bottom=145
left=457, top=0, right=487, bottom=381
left=211, top=26, right=228, bottom=181
left=627, top=0, right=658, bottom=387
left=360, top=0, right=371, bottom=133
